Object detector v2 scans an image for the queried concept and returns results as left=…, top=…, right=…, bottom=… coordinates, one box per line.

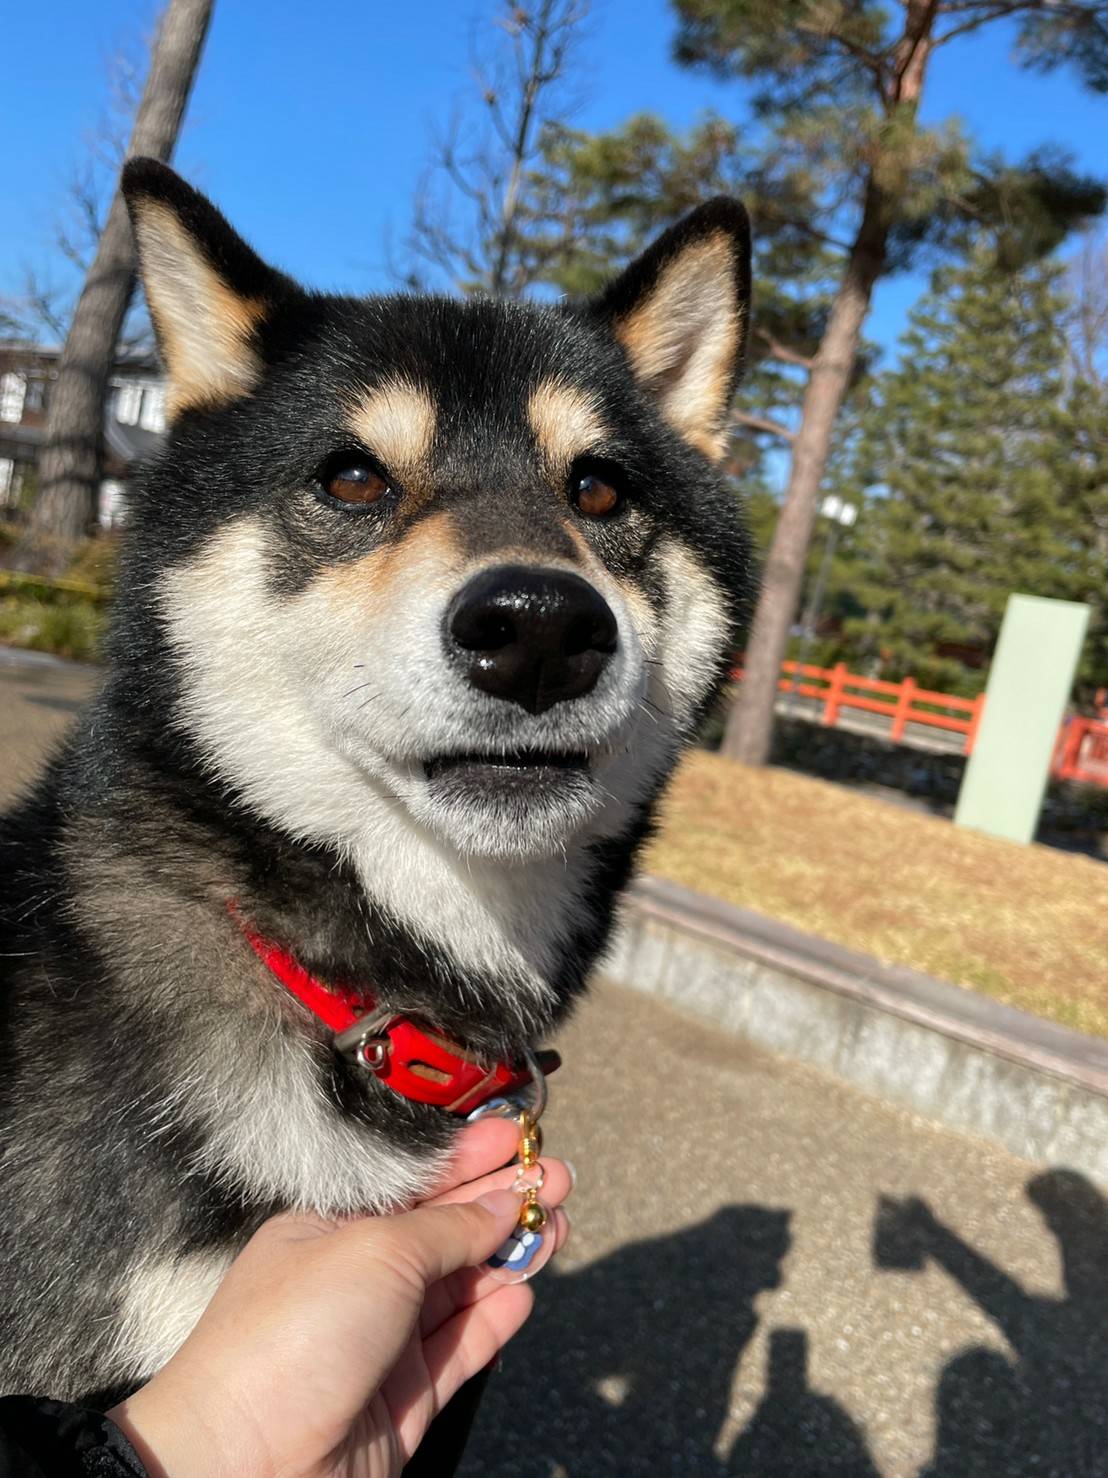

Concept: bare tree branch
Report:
left=732, top=411, right=797, bottom=442
left=753, top=194, right=852, bottom=254
left=797, top=16, right=892, bottom=106
left=934, top=0, right=1097, bottom=51
left=405, top=0, right=590, bottom=298
left=12, top=34, right=158, bottom=354
left=755, top=327, right=815, bottom=370
left=934, top=3, right=1028, bottom=48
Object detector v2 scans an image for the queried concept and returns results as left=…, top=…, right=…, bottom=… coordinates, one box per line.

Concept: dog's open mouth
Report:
left=424, top=750, right=589, bottom=794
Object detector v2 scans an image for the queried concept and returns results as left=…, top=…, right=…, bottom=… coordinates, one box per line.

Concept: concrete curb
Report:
left=604, top=876, right=1108, bottom=1185
left=0, top=644, right=96, bottom=672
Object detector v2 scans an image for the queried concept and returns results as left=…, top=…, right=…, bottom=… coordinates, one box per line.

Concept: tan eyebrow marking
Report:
left=346, top=379, right=438, bottom=482
left=528, top=381, right=608, bottom=471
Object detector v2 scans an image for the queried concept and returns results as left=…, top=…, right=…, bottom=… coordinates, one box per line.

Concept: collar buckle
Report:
left=334, top=1012, right=397, bottom=1073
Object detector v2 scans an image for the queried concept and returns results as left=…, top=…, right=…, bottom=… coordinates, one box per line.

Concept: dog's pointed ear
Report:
left=122, top=158, right=293, bottom=419
left=593, top=198, right=751, bottom=461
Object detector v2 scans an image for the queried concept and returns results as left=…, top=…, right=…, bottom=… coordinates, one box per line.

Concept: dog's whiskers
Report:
left=642, top=696, right=675, bottom=722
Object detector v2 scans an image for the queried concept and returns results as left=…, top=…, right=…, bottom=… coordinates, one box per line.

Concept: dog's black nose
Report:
left=446, top=565, right=618, bottom=714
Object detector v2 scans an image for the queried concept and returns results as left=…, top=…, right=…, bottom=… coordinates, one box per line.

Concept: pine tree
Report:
left=1058, top=374, right=1108, bottom=697
left=518, top=112, right=841, bottom=470
left=672, top=0, right=1107, bottom=765
left=841, top=244, right=1087, bottom=695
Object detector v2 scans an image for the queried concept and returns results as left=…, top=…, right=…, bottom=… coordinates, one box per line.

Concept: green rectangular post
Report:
left=954, top=594, right=1090, bottom=845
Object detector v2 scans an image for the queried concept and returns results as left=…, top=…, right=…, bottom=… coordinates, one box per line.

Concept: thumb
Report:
left=347, top=1187, right=522, bottom=1288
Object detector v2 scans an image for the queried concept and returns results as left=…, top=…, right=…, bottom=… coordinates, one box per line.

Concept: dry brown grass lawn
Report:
left=646, top=751, right=1108, bottom=1039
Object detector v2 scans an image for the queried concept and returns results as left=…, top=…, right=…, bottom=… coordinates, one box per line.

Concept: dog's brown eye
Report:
left=572, top=473, right=620, bottom=519
left=325, top=461, right=390, bottom=505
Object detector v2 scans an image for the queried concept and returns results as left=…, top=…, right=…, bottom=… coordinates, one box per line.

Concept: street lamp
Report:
left=787, top=494, right=858, bottom=712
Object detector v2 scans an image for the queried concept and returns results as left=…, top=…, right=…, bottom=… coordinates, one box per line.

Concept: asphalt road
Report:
left=3, top=651, right=1105, bottom=1477
left=0, top=651, right=99, bottom=802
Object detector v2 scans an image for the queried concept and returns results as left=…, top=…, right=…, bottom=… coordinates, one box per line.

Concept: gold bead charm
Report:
left=518, top=1199, right=548, bottom=1233
left=484, top=1104, right=556, bottom=1284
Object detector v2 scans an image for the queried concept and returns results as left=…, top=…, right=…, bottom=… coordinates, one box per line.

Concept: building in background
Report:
left=0, top=344, right=167, bottom=530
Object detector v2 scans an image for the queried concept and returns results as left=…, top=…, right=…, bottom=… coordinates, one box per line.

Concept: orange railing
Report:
left=733, top=659, right=987, bottom=755
left=1054, top=716, right=1108, bottom=787
left=734, top=659, right=1108, bottom=788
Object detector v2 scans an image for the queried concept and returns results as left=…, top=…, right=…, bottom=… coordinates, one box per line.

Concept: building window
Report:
left=114, top=380, right=167, bottom=432
left=0, top=460, right=33, bottom=508
left=139, top=383, right=167, bottom=432
left=23, top=376, right=46, bottom=413
left=98, top=478, right=127, bottom=529
left=0, top=373, right=27, bottom=423
left=115, top=381, right=144, bottom=426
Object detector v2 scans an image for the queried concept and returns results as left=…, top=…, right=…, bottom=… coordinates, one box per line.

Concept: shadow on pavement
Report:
left=462, top=1171, right=1108, bottom=1476
left=461, top=1203, right=879, bottom=1476
left=728, top=1326, right=880, bottom=1476
left=874, top=1169, right=1108, bottom=1478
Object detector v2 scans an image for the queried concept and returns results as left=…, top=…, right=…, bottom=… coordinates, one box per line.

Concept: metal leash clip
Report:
left=465, top=1044, right=548, bottom=1126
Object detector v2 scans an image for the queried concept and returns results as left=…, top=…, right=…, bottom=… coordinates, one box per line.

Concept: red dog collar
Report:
left=236, top=914, right=536, bottom=1116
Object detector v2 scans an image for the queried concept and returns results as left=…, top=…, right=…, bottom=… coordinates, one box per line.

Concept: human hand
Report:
left=109, top=1118, right=571, bottom=1478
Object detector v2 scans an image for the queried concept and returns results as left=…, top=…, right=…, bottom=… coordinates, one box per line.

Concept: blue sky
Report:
left=2, top=0, right=1105, bottom=362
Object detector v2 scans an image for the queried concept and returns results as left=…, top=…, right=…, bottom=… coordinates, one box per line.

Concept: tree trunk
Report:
left=721, top=0, right=939, bottom=765
left=16, top=0, right=214, bottom=571
left=721, top=184, right=889, bottom=764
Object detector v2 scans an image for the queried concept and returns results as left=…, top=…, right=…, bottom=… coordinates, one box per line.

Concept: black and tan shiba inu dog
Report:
left=0, top=159, right=753, bottom=1407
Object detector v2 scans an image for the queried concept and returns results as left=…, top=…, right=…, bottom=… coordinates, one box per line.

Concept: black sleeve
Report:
left=0, top=1397, right=148, bottom=1478
left=402, top=1366, right=492, bottom=1478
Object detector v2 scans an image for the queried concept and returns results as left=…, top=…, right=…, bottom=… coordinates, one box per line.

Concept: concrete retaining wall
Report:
left=604, top=876, right=1108, bottom=1186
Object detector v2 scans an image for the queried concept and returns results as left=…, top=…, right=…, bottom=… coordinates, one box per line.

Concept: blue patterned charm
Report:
left=488, top=1226, right=545, bottom=1275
